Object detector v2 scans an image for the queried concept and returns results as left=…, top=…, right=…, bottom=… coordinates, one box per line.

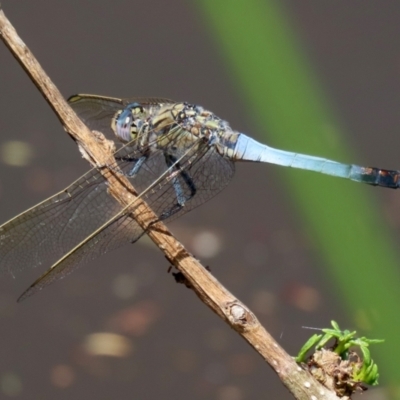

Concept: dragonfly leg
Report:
left=160, top=154, right=197, bottom=220
left=115, top=155, right=147, bottom=177
left=127, top=156, right=147, bottom=177
left=115, top=155, right=137, bottom=162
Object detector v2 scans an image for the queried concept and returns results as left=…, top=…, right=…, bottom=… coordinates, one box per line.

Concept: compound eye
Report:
left=124, top=115, right=131, bottom=125
left=114, top=108, right=134, bottom=142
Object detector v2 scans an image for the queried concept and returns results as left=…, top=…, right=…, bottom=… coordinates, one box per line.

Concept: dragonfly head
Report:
left=111, top=103, right=145, bottom=143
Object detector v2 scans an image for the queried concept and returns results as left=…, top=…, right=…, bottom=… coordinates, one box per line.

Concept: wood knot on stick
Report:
left=225, top=302, right=256, bottom=332
left=91, top=130, right=116, bottom=153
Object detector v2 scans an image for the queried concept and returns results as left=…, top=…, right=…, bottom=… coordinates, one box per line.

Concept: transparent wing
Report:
left=0, top=170, right=120, bottom=277
left=68, top=94, right=125, bottom=137
left=18, top=137, right=235, bottom=301
left=0, top=115, right=177, bottom=277
left=68, top=94, right=174, bottom=137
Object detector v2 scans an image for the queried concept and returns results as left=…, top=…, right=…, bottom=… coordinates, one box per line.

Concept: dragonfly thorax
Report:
left=111, top=100, right=242, bottom=160
left=156, top=102, right=241, bottom=157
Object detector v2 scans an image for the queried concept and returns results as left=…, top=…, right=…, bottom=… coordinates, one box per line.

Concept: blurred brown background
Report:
left=1, top=1, right=400, bottom=399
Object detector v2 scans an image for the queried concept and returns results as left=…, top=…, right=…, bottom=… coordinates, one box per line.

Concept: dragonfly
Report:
left=0, top=94, right=399, bottom=302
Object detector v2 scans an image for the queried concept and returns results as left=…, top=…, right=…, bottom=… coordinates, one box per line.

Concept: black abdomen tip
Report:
left=362, top=167, right=400, bottom=188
